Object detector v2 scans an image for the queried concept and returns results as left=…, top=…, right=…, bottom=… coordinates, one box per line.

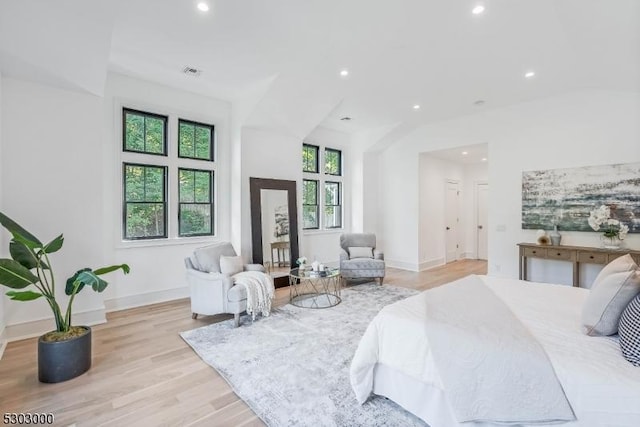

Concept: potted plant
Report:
left=0, top=212, right=129, bottom=383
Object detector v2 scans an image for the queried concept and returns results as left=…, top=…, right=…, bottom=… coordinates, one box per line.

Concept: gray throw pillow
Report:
left=619, top=294, right=640, bottom=366
left=193, top=242, right=237, bottom=273
left=220, top=256, right=244, bottom=276
left=349, top=246, right=374, bottom=259
left=582, top=254, right=640, bottom=336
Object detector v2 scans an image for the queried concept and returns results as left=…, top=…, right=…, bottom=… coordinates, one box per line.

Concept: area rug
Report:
left=180, top=283, right=426, bottom=426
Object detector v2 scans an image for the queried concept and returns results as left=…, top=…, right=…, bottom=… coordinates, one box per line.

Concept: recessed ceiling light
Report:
left=197, top=2, right=209, bottom=12
left=339, top=69, right=349, bottom=77
left=462, top=151, right=469, bottom=155
left=413, top=104, right=421, bottom=110
left=473, top=100, right=486, bottom=106
left=481, top=157, right=487, bottom=162
left=472, top=5, right=485, bottom=15
left=340, top=116, right=352, bottom=121
left=524, top=71, right=536, bottom=79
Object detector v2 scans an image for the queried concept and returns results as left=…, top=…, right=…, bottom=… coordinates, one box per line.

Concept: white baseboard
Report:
left=418, top=258, right=446, bottom=271
left=386, top=259, right=420, bottom=272
left=104, top=286, right=190, bottom=313
left=461, top=251, right=476, bottom=259
left=0, top=326, right=7, bottom=360
left=3, top=309, right=106, bottom=344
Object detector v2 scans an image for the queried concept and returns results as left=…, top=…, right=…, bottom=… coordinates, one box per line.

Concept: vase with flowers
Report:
left=296, top=256, right=308, bottom=270
left=588, top=205, right=629, bottom=249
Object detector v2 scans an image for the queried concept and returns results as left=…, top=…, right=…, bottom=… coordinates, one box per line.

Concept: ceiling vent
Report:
left=340, top=116, right=352, bottom=121
left=182, top=66, right=202, bottom=77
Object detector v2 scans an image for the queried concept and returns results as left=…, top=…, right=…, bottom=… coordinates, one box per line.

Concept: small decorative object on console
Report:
left=588, top=205, right=629, bottom=249
left=536, top=229, right=550, bottom=245
left=549, top=224, right=562, bottom=246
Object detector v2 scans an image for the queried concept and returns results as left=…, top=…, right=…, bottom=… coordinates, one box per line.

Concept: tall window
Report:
left=303, top=179, right=319, bottom=229
left=302, top=144, right=343, bottom=230
left=122, top=107, right=216, bottom=240
left=123, top=164, right=167, bottom=239
left=179, top=168, right=214, bottom=236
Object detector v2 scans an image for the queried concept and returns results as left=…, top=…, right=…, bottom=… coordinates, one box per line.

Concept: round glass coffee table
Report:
left=289, top=268, right=341, bottom=308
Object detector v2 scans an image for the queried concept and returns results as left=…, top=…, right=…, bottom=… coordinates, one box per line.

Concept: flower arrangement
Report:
left=296, top=256, right=308, bottom=267
left=588, top=205, right=629, bottom=246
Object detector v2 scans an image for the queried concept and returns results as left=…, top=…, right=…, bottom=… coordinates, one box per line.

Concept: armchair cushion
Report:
left=348, top=246, right=374, bottom=259
left=193, top=242, right=237, bottom=272
left=220, top=256, right=244, bottom=276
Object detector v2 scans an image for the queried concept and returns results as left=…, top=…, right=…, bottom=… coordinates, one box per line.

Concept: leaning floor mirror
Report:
left=249, top=178, right=299, bottom=288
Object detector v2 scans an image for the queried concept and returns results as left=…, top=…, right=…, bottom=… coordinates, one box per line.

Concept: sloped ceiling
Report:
left=1, top=0, right=639, bottom=140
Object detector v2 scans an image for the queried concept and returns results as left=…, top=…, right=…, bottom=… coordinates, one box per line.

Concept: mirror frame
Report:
left=249, top=178, right=299, bottom=286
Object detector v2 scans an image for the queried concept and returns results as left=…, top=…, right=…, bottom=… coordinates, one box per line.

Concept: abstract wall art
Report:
left=522, top=162, right=640, bottom=233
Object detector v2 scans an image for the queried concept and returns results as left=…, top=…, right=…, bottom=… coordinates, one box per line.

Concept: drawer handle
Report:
left=589, top=255, right=594, bottom=259
left=532, top=250, right=537, bottom=254
left=557, top=253, right=561, bottom=256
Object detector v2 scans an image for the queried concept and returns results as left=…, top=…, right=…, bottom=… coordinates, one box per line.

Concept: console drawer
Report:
left=578, top=252, right=608, bottom=264
left=524, top=247, right=547, bottom=258
left=548, top=249, right=576, bottom=261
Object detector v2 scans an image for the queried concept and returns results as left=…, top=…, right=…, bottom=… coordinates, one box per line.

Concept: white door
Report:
left=445, top=181, right=459, bottom=263
left=477, top=183, right=489, bottom=260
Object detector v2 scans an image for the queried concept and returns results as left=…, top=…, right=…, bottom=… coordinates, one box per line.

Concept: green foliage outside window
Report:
left=324, top=181, right=342, bottom=228
left=303, top=179, right=319, bottom=229
left=124, top=164, right=166, bottom=239
left=324, top=149, right=342, bottom=175
left=179, top=169, right=213, bottom=236
left=179, top=120, right=213, bottom=161
left=303, top=144, right=319, bottom=173
left=124, top=109, right=166, bottom=155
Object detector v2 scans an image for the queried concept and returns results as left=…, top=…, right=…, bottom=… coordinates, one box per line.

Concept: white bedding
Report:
left=350, top=276, right=640, bottom=426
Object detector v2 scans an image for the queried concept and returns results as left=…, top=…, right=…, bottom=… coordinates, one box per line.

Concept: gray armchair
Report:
left=185, top=241, right=265, bottom=327
left=339, top=233, right=385, bottom=285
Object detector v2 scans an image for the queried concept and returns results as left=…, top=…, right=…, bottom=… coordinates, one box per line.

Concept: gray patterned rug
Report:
left=180, top=283, right=426, bottom=426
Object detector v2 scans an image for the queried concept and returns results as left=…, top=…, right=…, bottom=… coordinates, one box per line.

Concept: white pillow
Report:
left=349, top=246, right=374, bottom=259
left=220, top=256, right=244, bottom=276
left=582, top=254, right=640, bottom=336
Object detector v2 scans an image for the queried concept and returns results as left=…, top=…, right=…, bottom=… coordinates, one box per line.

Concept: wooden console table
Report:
left=518, top=243, right=640, bottom=287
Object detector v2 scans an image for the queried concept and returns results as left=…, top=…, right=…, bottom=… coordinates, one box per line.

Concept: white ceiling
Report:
left=424, top=143, right=489, bottom=165
left=1, top=0, right=639, bottom=137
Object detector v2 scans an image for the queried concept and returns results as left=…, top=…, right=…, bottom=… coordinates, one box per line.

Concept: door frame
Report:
left=444, top=179, right=460, bottom=263
left=475, top=180, right=489, bottom=260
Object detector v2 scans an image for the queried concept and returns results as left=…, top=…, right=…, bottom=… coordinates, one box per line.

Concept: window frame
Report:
left=177, top=167, right=215, bottom=237
left=177, top=118, right=215, bottom=162
left=324, top=180, right=342, bottom=229
left=122, top=108, right=168, bottom=157
left=302, top=143, right=320, bottom=174
left=302, top=178, right=320, bottom=230
left=324, top=148, right=342, bottom=176
left=122, top=162, right=168, bottom=240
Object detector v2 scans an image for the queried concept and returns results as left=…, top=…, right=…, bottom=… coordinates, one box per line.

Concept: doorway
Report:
left=476, top=182, right=489, bottom=260
left=445, top=180, right=459, bottom=263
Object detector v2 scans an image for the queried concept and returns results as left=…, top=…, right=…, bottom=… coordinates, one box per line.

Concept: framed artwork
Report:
left=522, top=162, right=640, bottom=232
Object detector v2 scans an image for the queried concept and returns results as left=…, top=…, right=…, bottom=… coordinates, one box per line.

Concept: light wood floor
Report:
left=0, top=259, right=486, bottom=427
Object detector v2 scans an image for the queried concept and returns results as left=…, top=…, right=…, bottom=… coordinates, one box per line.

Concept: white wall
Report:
left=1, top=77, right=107, bottom=333
left=102, top=73, right=232, bottom=310
left=379, top=90, right=640, bottom=285
left=0, top=70, right=5, bottom=353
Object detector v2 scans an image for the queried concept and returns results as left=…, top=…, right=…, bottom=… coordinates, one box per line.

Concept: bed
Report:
left=350, top=275, right=640, bottom=426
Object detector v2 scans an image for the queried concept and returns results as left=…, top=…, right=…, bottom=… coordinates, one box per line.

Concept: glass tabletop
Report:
left=289, top=267, right=340, bottom=279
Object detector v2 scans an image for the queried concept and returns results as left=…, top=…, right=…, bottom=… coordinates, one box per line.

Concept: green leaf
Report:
left=65, top=268, right=90, bottom=295
left=9, top=240, right=39, bottom=269
left=0, top=212, right=42, bottom=249
left=42, top=234, right=64, bottom=254
left=0, top=259, right=40, bottom=289
left=6, top=290, right=43, bottom=301
left=93, top=264, right=130, bottom=276
left=76, top=271, right=108, bottom=293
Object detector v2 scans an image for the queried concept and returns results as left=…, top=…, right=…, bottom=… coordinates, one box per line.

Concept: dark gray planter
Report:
left=38, top=326, right=92, bottom=383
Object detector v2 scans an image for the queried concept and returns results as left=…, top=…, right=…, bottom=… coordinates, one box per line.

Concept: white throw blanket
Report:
left=232, top=271, right=275, bottom=320
left=423, top=275, right=575, bottom=424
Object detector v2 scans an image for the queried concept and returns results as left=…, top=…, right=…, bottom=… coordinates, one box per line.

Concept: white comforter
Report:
left=350, top=276, right=640, bottom=426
